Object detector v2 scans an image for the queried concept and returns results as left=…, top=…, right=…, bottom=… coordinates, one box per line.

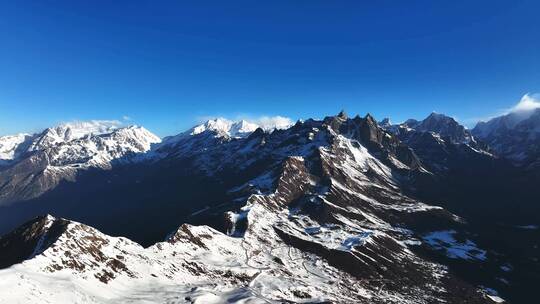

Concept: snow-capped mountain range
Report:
left=1, top=110, right=538, bottom=303
left=0, top=117, right=295, bottom=205
left=0, top=121, right=160, bottom=204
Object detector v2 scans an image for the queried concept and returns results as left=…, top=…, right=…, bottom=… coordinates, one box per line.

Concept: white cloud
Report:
left=509, top=93, right=540, bottom=113
left=54, top=120, right=123, bottom=138
left=467, top=93, right=540, bottom=125
left=59, top=119, right=123, bottom=128
left=122, top=115, right=132, bottom=121
left=251, top=116, right=293, bottom=130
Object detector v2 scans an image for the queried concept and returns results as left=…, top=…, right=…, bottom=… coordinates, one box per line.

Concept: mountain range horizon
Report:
left=1, top=106, right=540, bottom=303
left=3, top=93, right=540, bottom=139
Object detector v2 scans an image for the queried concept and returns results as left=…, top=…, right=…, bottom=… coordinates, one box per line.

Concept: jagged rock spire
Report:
left=337, top=110, right=348, bottom=120
left=364, top=113, right=377, bottom=124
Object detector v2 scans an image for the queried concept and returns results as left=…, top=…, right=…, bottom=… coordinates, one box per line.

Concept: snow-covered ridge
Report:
left=44, top=125, right=161, bottom=168
left=156, top=117, right=294, bottom=154
left=168, top=117, right=293, bottom=142
left=7, top=121, right=161, bottom=165
left=1, top=120, right=159, bottom=159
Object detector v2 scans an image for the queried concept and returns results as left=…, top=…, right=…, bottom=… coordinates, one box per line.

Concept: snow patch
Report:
left=423, top=230, right=487, bottom=261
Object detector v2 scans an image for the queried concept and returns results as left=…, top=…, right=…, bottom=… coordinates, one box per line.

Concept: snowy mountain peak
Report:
left=229, top=119, right=260, bottom=137
left=337, top=110, right=348, bottom=119
left=189, top=118, right=260, bottom=138
left=26, top=122, right=160, bottom=153
left=421, top=112, right=459, bottom=128
left=108, top=125, right=161, bottom=151
left=190, top=118, right=232, bottom=136
left=408, top=112, right=475, bottom=144
left=379, top=117, right=392, bottom=127
left=426, top=111, right=448, bottom=120
left=28, top=120, right=123, bottom=151
left=56, top=120, right=121, bottom=138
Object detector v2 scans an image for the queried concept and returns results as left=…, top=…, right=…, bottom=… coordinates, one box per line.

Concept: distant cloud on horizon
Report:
left=509, top=93, right=540, bottom=113
left=463, top=93, right=540, bottom=127
left=252, top=116, right=293, bottom=130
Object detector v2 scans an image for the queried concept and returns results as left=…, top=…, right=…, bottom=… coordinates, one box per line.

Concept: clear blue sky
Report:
left=1, top=1, right=539, bottom=136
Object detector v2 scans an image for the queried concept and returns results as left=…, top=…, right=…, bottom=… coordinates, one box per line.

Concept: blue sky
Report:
left=0, top=1, right=539, bottom=137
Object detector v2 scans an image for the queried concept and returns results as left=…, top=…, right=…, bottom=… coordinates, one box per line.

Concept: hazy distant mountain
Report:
left=473, top=108, right=540, bottom=168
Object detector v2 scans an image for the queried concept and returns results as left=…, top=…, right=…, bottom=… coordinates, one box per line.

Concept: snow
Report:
left=0, top=123, right=161, bottom=203
left=28, top=120, right=122, bottom=151
left=43, top=125, right=161, bottom=169
left=2, top=121, right=160, bottom=166
left=338, top=232, right=373, bottom=251
left=0, top=133, right=31, bottom=161
left=481, top=287, right=506, bottom=303
left=29, top=216, right=55, bottom=259
left=500, top=264, right=513, bottom=272
left=190, top=118, right=259, bottom=138
left=56, top=120, right=122, bottom=140
left=423, top=230, right=487, bottom=261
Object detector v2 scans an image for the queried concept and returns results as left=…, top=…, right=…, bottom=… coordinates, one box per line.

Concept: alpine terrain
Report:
left=0, top=111, right=538, bottom=303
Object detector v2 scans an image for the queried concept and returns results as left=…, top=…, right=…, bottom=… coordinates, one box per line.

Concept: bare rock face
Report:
left=0, top=215, right=58, bottom=268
